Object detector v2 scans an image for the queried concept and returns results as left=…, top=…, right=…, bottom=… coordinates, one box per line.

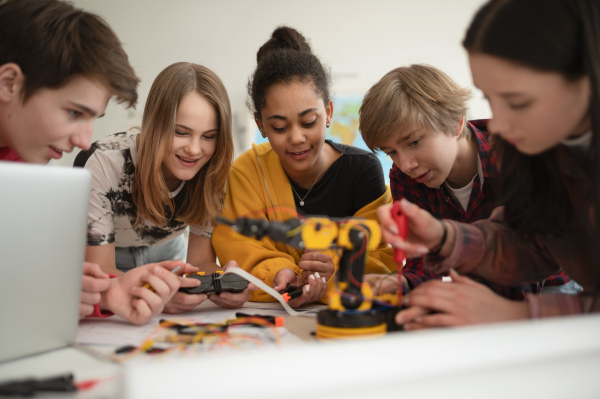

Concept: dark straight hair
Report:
left=464, top=0, right=599, bottom=236
left=464, top=0, right=600, bottom=291
left=0, top=0, right=139, bottom=107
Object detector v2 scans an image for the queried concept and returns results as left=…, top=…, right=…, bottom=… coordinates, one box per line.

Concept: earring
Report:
left=260, top=130, right=266, bottom=138
left=326, top=121, right=331, bottom=128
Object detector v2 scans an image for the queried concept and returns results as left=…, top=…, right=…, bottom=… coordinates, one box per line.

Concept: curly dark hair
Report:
left=247, top=26, right=331, bottom=116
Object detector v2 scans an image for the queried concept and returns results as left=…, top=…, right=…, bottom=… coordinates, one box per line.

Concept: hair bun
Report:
left=256, top=26, right=311, bottom=62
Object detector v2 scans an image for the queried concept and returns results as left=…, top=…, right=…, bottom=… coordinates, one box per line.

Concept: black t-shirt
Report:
left=288, top=140, right=386, bottom=218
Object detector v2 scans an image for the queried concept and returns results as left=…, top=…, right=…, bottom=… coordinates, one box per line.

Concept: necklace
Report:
left=291, top=153, right=326, bottom=207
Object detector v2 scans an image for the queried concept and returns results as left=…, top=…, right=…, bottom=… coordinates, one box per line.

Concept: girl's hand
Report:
left=208, top=261, right=257, bottom=309
left=299, top=250, right=334, bottom=283
left=273, top=268, right=328, bottom=308
left=377, top=199, right=449, bottom=258
left=395, top=269, right=531, bottom=330
left=273, top=267, right=305, bottom=291
left=162, top=262, right=209, bottom=314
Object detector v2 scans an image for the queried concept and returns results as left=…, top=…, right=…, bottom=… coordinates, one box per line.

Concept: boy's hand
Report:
left=100, top=261, right=181, bottom=325
left=80, top=262, right=111, bottom=319
left=363, top=273, right=408, bottom=295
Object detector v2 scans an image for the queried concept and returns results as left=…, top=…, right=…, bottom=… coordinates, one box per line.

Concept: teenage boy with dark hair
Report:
left=0, top=0, right=182, bottom=325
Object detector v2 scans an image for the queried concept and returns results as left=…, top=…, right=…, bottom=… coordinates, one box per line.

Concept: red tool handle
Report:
left=390, top=202, right=408, bottom=265
left=391, top=202, right=409, bottom=302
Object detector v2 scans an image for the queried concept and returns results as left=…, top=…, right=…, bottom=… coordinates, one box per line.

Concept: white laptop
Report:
left=0, top=161, right=91, bottom=363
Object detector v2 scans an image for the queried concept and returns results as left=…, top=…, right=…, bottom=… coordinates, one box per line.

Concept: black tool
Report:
left=235, top=312, right=284, bottom=327
left=0, top=374, right=77, bottom=396
left=278, top=284, right=305, bottom=302
left=179, top=272, right=248, bottom=295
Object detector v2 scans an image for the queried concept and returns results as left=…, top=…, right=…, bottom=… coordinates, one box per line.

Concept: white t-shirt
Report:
left=74, top=131, right=212, bottom=248
left=444, top=154, right=484, bottom=211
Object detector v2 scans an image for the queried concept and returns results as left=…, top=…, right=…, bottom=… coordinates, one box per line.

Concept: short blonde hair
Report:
left=359, top=64, right=472, bottom=151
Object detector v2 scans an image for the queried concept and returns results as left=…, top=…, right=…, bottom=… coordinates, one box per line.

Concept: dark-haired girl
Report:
left=212, top=26, right=396, bottom=307
left=378, top=0, right=600, bottom=328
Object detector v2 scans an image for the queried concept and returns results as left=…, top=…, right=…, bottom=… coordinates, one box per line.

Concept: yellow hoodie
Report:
left=212, top=142, right=396, bottom=302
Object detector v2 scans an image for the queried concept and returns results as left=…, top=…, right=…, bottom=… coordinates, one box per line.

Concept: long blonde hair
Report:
left=132, top=62, right=233, bottom=227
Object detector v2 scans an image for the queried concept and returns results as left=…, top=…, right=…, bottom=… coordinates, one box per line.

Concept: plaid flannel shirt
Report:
left=390, top=120, right=570, bottom=300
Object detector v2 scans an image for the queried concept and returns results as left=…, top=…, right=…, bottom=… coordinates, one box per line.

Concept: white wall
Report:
left=61, top=0, right=490, bottom=167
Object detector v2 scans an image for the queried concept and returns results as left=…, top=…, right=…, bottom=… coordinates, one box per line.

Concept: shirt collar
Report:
left=469, top=119, right=497, bottom=181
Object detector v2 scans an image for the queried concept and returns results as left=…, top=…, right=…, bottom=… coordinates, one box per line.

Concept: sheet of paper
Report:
left=241, top=301, right=326, bottom=315
left=76, top=309, right=233, bottom=346
left=75, top=301, right=319, bottom=347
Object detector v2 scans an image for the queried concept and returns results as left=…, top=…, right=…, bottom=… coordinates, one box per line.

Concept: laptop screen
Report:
left=0, top=162, right=91, bottom=363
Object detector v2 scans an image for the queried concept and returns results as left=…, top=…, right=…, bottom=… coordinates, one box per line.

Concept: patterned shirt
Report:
left=390, top=120, right=570, bottom=300
left=73, top=132, right=212, bottom=248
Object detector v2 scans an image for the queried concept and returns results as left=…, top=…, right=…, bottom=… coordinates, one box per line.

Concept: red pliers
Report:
left=390, top=202, right=408, bottom=265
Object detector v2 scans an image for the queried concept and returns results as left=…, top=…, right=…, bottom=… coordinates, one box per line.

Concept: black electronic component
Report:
left=179, top=272, right=248, bottom=295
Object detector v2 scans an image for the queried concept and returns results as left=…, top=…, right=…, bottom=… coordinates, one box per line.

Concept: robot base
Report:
left=316, top=309, right=387, bottom=340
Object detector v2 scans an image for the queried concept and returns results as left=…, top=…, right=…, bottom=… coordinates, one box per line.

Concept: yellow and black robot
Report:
left=216, top=215, right=401, bottom=340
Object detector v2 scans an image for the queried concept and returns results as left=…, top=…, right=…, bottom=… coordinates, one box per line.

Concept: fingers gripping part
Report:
left=179, top=272, right=248, bottom=295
